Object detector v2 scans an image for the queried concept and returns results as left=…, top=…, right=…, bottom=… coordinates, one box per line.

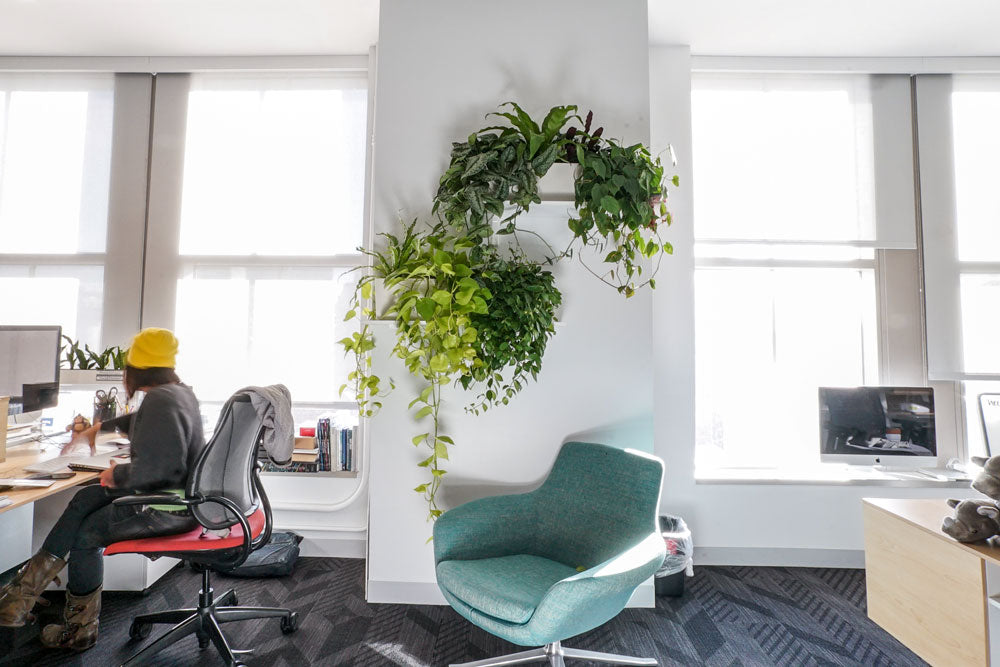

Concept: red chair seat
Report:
left=105, top=508, right=266, bottom=555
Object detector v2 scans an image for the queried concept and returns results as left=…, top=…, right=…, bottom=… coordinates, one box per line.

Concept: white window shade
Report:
left=0, top=74, right=113, bottom=255
left=917, top=74, right=1000, bottom=379
left=178, top=73, right=367, bottom=257
left=692, top=73, right=915, bottom=249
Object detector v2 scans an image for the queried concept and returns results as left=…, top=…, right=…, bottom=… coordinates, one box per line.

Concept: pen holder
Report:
left=94, top=393, right=117, bottom=423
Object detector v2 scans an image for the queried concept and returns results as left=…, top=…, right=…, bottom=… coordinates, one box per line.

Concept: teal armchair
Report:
left=434, top=442, right=666, bottom=667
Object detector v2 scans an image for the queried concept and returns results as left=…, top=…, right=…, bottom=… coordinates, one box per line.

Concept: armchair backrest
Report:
left=531, top=442, right=663, bottom=568
left=187, top=392, right=264, bottom=530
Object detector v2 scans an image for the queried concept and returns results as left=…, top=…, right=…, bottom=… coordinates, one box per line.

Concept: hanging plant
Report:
left=461, top=253, right=562, bottom=415
left=342, top=103, right=678, bottom=521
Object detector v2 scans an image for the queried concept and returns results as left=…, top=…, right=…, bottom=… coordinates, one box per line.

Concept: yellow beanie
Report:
left=126, top=328, right=179, bottom=369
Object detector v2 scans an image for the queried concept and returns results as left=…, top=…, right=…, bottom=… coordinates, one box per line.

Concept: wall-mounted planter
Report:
left=60, top=369, right=124, bottom=385
left=537, top=162, right=578, bottom=201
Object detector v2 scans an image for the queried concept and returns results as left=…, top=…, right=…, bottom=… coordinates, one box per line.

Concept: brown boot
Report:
left=40, top=587, right=101, bottom=651
left=0, top=550, right=66, bottom=627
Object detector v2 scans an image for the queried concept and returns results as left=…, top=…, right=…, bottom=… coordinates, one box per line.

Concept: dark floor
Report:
left=2, top=558, right=924, bottom=666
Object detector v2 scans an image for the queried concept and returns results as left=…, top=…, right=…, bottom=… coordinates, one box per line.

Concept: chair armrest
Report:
left=433, top=493, right=535, bottom=564
left=112, top=493, right=199, bottom=507
left=527, top=532, right=666, bottom=643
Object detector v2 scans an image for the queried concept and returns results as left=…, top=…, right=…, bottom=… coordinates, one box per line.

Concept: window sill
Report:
left=695, top=464, right=973, bottom=487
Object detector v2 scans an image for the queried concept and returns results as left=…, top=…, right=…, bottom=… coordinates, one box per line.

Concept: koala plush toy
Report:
left=942, top=498, right=1000, bottom=543
left=972, top=456, right=1000, bottom=500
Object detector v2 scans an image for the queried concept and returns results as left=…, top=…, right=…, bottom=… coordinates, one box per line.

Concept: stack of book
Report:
left=315, top=419, right=360, bottom=472
left=259, top=420, right=359, bottom=473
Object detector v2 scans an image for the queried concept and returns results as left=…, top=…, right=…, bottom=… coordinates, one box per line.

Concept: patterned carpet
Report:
left=2, top=558, right=924, bottom=666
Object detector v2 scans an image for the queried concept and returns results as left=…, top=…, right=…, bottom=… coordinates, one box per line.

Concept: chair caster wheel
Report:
left=129, top=621, right=151, bottom=640
left=199, top=636, right=210, bottom=649
left=280, top=612, right=298, bottom=634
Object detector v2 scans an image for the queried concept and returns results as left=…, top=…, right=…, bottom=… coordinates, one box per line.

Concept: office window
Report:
left=0, top=74, right=114, bottom=344
left=952, top=79, right=1000, bottom=373
left=918, top=75, right=1000, bottom=383
left=692, top=73, right=913, bottom=468
left=144, top=73, right=369, bottom=404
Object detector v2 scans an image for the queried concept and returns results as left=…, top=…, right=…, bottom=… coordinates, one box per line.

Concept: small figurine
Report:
left=942, top=498, right=1000, bottom=543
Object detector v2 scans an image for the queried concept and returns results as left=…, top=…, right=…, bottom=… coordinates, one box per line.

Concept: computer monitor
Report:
left=0, top=325, right=62, bottom=416
left=819, top=386, right=936, bottom=466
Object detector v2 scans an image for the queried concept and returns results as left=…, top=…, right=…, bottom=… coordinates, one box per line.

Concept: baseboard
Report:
left=367, top=580, right=445, bottom=605
left=694, top=546, right=865, bottom=568
left=365, top=579, right=657, bottom=607
left=281, top=526, right=367, bottom=558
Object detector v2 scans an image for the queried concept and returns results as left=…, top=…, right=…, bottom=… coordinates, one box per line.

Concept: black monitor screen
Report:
left=819, top=386, right=936, bottom=457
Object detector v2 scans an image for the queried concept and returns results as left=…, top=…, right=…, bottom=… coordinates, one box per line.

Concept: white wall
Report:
left=366, top=0, right=655, bottom=603
left=650, top=47, right=978, bottom=566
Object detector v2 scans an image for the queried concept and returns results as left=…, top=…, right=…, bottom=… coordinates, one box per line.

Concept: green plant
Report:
left=434, top=103, right=578, bottom=243
left=61, top=336, right=126, bottom=370
left=343, top=102, right=678, bottom=522
left=341, top=222, right=491, bottom=520
left=461, top=254, right=561, bottom=414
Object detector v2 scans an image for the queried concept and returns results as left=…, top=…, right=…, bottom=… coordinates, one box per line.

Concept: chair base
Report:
left=450, top=641, right=657, bottom=667
left=121, top=569, right=297, bottom=667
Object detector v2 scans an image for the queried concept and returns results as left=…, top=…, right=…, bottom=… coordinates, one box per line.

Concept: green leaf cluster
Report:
left=568, top=130, right=675, bottom=297
left=433, top=103, right=578, bottom=242
left=61, top=336, right=126, bottom=370
left=460, top=255, right=561, bottom=414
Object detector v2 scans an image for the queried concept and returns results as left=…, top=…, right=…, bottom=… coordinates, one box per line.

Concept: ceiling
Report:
left=648, top=0, right=1000, bottom=57
left=0, top=0, right=997, bottom=58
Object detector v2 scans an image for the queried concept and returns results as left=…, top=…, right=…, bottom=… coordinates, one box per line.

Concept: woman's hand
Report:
left=62, top=420, right=102, bottom=456
left=99, top=460, right=117, bottom=488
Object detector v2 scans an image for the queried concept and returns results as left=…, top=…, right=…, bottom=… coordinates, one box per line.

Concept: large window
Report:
left=0, top=67, right=370, bottom=414
left=916, top=75, right=1000, bottom=458
left=143, top=72, right=368, bottom=405
left=692, top=73, right=916, bottom=468
left=0, top=74, right=115, bottom=344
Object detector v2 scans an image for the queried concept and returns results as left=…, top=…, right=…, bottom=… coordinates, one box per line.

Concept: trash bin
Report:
left=654, top=514, right=692, bottom=597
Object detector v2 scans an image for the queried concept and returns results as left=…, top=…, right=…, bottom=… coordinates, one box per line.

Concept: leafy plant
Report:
left=341, top=221, right=491, bottom=520
left=461, top=254, right=561, bottom=414
left=61, top=336, right=126, bottom=370
left=434, top=103, right=578, bottom=243
left=342, top=102, right=678, bottom=522
left=567, top=112, right=677, bottom=296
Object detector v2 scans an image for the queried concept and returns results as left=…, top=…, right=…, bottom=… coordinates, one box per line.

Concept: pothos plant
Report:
left=341, top=102, right=677, bottom=521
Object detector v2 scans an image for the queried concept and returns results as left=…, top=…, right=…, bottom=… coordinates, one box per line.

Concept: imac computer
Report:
left=818, top=386, right=936, bottom=468
left=1, top=325, right=62, bottom=423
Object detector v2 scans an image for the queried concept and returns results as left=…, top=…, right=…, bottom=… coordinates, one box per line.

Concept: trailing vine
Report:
left=342, top=103, right=678, bottom=521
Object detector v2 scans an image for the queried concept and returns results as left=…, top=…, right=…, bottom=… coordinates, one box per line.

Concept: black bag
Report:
left=219, top=532, right=302, bottom=577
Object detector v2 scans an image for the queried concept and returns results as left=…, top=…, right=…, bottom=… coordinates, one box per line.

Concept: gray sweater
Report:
left=102, top=383, right=206, bottom=492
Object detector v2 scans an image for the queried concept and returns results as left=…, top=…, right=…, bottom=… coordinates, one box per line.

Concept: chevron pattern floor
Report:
left=3, top=558, right=924, bottom=666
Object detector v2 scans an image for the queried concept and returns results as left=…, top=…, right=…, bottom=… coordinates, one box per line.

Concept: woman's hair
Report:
left=123, top=365, right=181, bottom=398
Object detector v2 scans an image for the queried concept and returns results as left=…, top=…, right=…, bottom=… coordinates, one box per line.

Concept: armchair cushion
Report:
left=437, top=554, right=577, bottom=624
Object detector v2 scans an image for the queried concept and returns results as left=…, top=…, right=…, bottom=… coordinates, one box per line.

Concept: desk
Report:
left=863, top=498, right=1000, bottom=666
left=0, top=434, right=178, bottom=592
left=0, top=441, right=100, bottom=514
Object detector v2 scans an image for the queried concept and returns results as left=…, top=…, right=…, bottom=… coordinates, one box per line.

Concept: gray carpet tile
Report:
left=1, top=558, right=925, bottom=666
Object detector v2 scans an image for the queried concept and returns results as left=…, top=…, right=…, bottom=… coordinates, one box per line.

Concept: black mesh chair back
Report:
left=187, top=392, right=264, bottom=530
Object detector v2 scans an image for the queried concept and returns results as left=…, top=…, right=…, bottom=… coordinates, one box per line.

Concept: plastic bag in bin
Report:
left=656, top=514, right=693, bottom=577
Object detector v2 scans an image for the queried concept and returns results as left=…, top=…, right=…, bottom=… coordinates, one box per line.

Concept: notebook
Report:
left=25, top=451, right=129, bottom=474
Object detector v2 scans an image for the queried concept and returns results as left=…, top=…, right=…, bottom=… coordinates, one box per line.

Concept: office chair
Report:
left=104, top=392, right=298, bottom=667
left=434, top=442, right=666, bottom=667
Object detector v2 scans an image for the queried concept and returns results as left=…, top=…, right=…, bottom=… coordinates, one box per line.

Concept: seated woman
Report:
left=0, top=327, right=206, bottom=652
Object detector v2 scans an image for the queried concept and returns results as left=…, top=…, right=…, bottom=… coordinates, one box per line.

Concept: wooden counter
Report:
left=864, top=497, right=1000, bottom=666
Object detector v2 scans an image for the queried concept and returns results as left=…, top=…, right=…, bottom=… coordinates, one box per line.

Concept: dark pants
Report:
left=42, top=484, right=198, bottom=595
